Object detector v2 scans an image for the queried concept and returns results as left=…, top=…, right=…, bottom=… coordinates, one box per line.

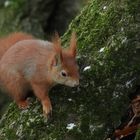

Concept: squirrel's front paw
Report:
left=42, top=100, right=52, bottom=118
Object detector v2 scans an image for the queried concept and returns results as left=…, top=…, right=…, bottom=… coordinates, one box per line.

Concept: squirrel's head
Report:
left=49, top=32, right=79, bottom=87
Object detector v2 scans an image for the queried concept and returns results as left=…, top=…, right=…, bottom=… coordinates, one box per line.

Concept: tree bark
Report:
left=0, top=0, right=140, bottom=140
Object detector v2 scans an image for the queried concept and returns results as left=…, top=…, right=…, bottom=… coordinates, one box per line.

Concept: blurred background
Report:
left=0, top=0, right=88, bottom=38
left=0, top=0, right=88, bottom=118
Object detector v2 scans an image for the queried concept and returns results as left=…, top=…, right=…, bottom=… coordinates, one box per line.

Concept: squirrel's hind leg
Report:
left=16, top=99, right=30, bottom=109
left=5, top=77, right=30, bottom=109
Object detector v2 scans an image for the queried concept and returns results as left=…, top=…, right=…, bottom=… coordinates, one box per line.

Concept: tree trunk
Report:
left=0, top=0, right=140, bottom=140
left=0, top=0, right=81, bottom=38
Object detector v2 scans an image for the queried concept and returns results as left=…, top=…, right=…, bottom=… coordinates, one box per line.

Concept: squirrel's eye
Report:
left=60, top=70, right=67, bottom=77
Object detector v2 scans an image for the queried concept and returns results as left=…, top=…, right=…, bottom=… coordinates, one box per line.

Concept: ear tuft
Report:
left=51, top=32, right=63, bottom=66
left=70, top=32, right=77, bottom=57
left=52, top=32, right=62, bottom=54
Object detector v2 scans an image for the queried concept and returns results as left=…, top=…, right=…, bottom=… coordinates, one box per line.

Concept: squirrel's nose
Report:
left=73, top=80, right=79, bottom=87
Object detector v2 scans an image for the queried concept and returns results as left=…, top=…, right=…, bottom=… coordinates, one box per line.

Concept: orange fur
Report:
left=0, top=32, right=34, bottom=59
left=0, top=32, right=79, bottom=117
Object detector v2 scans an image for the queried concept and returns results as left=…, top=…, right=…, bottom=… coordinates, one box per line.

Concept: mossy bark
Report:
left=0, top=0, right=140, bottom=140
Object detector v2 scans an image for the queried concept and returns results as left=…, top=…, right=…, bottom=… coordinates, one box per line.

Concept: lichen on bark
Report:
left=0, top=0, right=140, bottom=140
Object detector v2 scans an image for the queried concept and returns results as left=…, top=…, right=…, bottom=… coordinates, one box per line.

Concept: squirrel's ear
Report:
left=52, top=32, right=62, bottom=54
left=55, top=53, right=62, bottom=66
left=70, top=32, right=77, bottom=58
left=51, top=53, right=62, bottom=67
left=51, top=32, right=63, bottom=66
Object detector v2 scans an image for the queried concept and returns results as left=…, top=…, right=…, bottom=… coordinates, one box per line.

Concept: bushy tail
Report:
left=0, top=32, right=34, bottom=60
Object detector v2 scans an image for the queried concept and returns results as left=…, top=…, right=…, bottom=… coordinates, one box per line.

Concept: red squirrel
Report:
left=0, top=32, right=79, bottom=117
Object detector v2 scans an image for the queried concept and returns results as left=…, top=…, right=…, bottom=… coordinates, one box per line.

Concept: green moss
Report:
left=0, top=0, right=140, bottom=139
left=135, top=128, right=140, bottom=140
